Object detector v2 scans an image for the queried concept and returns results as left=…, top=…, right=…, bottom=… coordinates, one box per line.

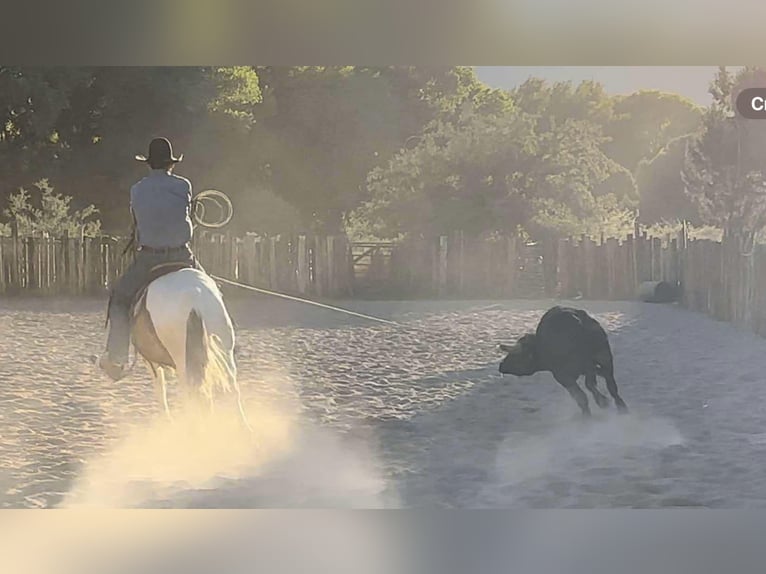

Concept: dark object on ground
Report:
left=498, top=305, right=628, bottom=417
left=638, top=281, right=679, bottom=303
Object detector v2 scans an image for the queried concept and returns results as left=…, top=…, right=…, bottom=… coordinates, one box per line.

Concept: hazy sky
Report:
left=474, top=67, right=721, bottom=105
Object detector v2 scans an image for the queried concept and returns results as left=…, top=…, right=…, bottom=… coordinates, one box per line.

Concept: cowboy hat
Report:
left=135, top=137, right=184, bottom=164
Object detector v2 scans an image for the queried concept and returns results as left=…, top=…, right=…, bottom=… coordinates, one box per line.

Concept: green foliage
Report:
left=208, top=66, right=262, bottom=122
left=0, top=65, right=735, bottom=244
left=682, top=66, right=766, bottom=249
left=250, top=66, right=497, bottom=233
left=353, top=93, right=636, bottom=239
left=0, top=67, right=93, bottom=201
left=43, top=67, right=263, bottom=232
left=352, top=106, right=531, bottom=238
left=510, top=78, right=614, bottom=129
left=605, top=90, right=703, bottom=172
left=532, top=194, right=636, bottom=239
left=230, top=187, right=303, bottom=235
left=1, top=179, right=100, bottom=237
left=637, top=134, right=702, bottom=226
left=508, top=78, right=702, bottom=174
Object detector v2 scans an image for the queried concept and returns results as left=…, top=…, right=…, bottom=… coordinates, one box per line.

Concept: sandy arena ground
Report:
left=2, top=294, right=766, bottom=508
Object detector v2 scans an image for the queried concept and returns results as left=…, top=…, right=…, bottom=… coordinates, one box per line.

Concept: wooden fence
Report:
left=553, top=230, right=766, bottom=338
left=193, top=232, right=353, bottom=298
left=0, top=231, right=354, bottom=298
left=3, top=228, right=766, bottom=339
left=554, top=231, right=685, bottom=301
left=0, top=232, right=128, bottom=296
left=0, top=230, right=547, bottom=299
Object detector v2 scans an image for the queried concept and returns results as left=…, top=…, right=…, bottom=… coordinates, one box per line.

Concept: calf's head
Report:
left=498, top=333, right=538, bottom=376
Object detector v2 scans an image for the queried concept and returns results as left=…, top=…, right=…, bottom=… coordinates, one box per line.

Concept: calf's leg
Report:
left=553, top=373, right=591, bottom=417
left=595, top=350, right=628, bottom=413
left=584, top=369, right=609, bottom=409
left=601, top=368, right=628, bottom=413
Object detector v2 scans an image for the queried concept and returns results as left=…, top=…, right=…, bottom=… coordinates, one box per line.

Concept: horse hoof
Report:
left=596, top=396, right=609, bottom=409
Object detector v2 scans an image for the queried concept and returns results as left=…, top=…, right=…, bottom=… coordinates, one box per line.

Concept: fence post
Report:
left=338, top=235, right=352, bottom=297
left=28, top=234, right=39, bottom=292
left=314, top=235, right=325, bottom=297
left=555, top=238, right=568, bottom=298
left=677, top=226, right=687, bottom=303
left=651, top=237, right=662, bottom=281
left=606, top=238, right=619, bottom=301
left=624, top=234, right=635, bottom=298
left=438, top=235, right=448, bottom=297
left=0, top=234, right=4, bottom=293
left=0, top=235, right=5, bottom=294
left=688, top=239, right=697, bottom=311
left=541, top=235, right=555, bottom=298
left=327, top=236, right=336, bottom=297
left=457, top=231, right=466, bottom=296
left=346, top=236, right=355, bottom=297
left=9, top=220, right=18, bottom=292
left=507, top=234, right=518, bottom=298
left=297, top=235, right=308, bottom=294
left=583, top=236, right=596, bottom=299
left=268, top=236, right=279, bottom=290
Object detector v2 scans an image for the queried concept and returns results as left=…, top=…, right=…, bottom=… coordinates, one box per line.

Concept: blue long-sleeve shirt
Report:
left=129, top=169, right=194, bottom=248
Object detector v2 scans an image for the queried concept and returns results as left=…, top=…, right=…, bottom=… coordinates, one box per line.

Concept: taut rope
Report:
left=211, top=275, right=401, bottom=326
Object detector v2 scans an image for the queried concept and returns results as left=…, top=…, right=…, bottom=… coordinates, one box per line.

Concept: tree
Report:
left=682, top=66, right=766, bottom=251
left=352, top=107, right=535, bottom=239
left=605, top=90, right=702, bottom=173
left=510, top=78, right=614, bottom=130
left=3, top=66, right=490, bottom=236
left=250, top=66, right=506, bottom=234
left=636, top=134, right=702, bottom=226
left=0, top=67, right=92, bottom=204
left=53, top=67, right=262, bottom=233
left=1, top=179, right=100, bottom=237
left=352, top=96, right=634, bottom=240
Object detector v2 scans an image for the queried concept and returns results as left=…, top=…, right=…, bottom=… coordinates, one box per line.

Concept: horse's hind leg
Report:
left=149, top=363, right=171, bottom=420
left=226, top=356, right=253, bottom=435
left=584, top=369, right=609, bottom=409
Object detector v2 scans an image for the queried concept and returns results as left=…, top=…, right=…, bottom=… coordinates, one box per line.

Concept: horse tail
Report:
left=185, top=308, right=209, bottom=392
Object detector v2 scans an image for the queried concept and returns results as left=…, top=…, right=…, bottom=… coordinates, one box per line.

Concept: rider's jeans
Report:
left=106, top=246, right=202, bottom=364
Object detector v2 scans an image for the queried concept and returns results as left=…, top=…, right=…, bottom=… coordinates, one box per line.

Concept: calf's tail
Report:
left=594, top=345, right=614, bottom=376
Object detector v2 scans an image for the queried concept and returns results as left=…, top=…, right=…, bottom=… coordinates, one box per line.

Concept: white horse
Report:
left=129, top=266, right=252, bottom=432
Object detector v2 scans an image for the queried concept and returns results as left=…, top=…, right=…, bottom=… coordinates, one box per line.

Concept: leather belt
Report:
left=138, top=244, right=189, bottom=254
